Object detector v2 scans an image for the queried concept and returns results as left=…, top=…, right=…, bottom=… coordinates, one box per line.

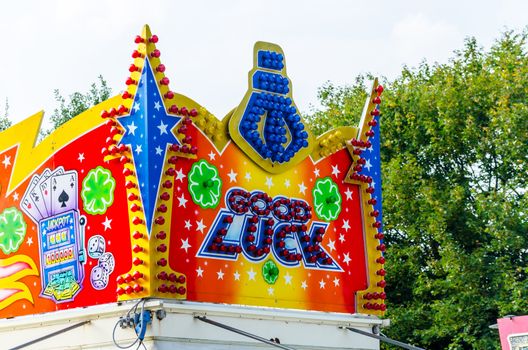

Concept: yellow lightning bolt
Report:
left=0, top=95, right=125, bottom=194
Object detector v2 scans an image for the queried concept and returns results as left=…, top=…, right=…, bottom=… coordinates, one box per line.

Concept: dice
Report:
left=90, top=266, right=109, bottom=290
left=88, top=235, right=105, bottom=258
left=98, top=252, right=115, bottom=274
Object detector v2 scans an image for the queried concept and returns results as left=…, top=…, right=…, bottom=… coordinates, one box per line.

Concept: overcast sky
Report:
left=0, top=1, right=526, bottom=127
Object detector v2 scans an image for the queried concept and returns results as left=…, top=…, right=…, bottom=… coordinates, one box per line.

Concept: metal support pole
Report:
left=343, top=326, right=426, bottom=350
left=9, top=320, right=91, bottom=350
left=195, top=315, right=296, bottom=350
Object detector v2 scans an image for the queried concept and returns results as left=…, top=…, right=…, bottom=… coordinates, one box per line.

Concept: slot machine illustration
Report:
left=21, top=168, right=87, bottom=302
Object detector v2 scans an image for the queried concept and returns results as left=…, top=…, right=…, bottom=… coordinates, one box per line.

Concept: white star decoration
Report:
left=184, top=220, right=192, bottom=230
left=155, top=146, right=163, bottom=155
left=342, top=219, right=351, bottom=232
left=364, top=159, right=372, bottom=171
left=284, top=179, right=291, bottom=188
left=298, top=182, right=307, bottom=195
left=26, top=237, right=33, bottom=246
left=327, top=239, right=336, bottom=252
left=344, top=188, right=353, bottom=200
left=284, top=273, right=293, bottom=285
left=154, top=101, right=161, bottom=111
left=208, top=151, right=216, bottom=160
left=175, top=168, right=186, bottom=182
left=196, top=266, right=204, bottom=277
left=333, top=277, right=340, bottom=287
left=313, top=168, right=320, bottom=177
left=135, top=144, right=142, bottom=155
left=244, top=172, right=252, bottom=181
left=267, top=287, right=274, bottom=295
left=78, top=153, right=85, bottom=163
left=339, top=233, right=345, bottom=243
left=196, top=219, right=207, bottom=233
left=233, top=271, right=241, bottom=281
left=177, top=193, right=188, bottom=207
left=157, top=120, right=168, bottom=135
left=128, top=122, right=138, bottom=135
left=2, top=155, right=11, bottom=168
left=12, top=192, right=19, bottom=201
left=265, top=177, right=274, bottom=189
left=181, top=238, right=191, bottom=252
left=217, top=270, right=225, bottom=280
left=247, top=269, right=256, bottom=281
left=301, top=280, right=308, bottom=290
left=133, top=102, right=140, bottom=112
left=331, top=164, right=341, bottom=177
left=343, top=252, right=351, bottom=265
left=319, top=279, right=326, bottom=289
left=227, top=169, right=238, bottom=183
left=102, top=217, right=112, bottom=231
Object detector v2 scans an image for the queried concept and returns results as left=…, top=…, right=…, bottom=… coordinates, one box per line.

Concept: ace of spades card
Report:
left=39, top=167, right=65, bottom=217
left=51, top=171, right=79, bottom=216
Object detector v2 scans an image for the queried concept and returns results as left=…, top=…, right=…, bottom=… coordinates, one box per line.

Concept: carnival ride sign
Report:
left=0, top=25, right=385, bottom=318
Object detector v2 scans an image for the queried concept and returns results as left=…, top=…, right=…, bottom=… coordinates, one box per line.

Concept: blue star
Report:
left=117, top=59, right=181, bottom=233
left=359, top=110, right=383, bottom=233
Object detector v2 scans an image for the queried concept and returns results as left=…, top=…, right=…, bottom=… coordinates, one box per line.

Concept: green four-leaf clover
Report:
left=0, top=207, right=27, bottom=254
left=81, top=166, right=116, bottom=215
left=262, top=260, right=279, bottom=285
left=312, top=177, right=342, bottom=221
left=188, top=160, right=222, bottom=209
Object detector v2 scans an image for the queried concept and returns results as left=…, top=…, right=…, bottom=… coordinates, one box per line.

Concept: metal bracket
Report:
left=195, top=315, right=296, bottom=350
left=341, top=326, right=426, bottom=350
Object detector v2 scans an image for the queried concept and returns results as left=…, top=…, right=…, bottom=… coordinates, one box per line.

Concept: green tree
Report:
left=0, top=98, right=11, bottom=131
left=306, top=30, right=528, bottom=349
left=43, top=75, right=111, bottom=135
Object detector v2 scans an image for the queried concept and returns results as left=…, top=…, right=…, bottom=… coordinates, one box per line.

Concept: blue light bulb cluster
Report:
left=239, top=94, right=309, bottom=164
left=253, top=72, right=290, bottom=94
left=237, top=49, right=310, bottom=165
left=258, top=50, right=284, bottom=71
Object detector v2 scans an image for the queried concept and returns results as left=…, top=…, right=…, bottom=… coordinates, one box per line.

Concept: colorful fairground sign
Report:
left=0, top=25, right=385, bottom=318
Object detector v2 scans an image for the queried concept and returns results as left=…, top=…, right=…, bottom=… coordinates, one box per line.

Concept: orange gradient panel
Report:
left=169, top=125, right=367, bottom=313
